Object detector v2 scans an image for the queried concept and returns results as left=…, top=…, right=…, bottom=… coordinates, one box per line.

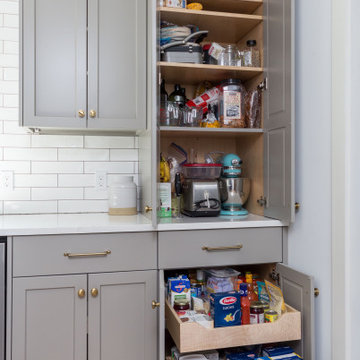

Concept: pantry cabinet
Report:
left=10, top=233, right=158, bottom=360
left=21, top=0, right=147, bottom=131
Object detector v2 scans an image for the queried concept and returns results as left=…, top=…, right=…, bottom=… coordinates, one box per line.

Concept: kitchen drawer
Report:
left=165, top=299, right=301, bottom=353
left=158, top=228, right=282, bottom=269
left=13, top=232, right=157, bottom=277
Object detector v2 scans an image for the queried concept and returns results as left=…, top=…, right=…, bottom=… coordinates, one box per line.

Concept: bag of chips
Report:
left=265, top=280, right=286, bottom=315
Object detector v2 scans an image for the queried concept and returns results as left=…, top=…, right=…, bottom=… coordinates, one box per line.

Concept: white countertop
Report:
left=0, top=213, right=284, bottom=236
left=0, top=213, right=153, bottom=236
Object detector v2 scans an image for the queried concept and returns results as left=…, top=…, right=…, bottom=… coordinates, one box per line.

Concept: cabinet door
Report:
left=22, top=0, right=87, bottom=128
left=87, top=0, right=147, bottom=130
left=277, top=264, right=315, bottom=360
left=263, top=0, right=295, bottom=224
left=88, top=271, right=157, bottom=360
left=12, top=275, right=87, bottom=360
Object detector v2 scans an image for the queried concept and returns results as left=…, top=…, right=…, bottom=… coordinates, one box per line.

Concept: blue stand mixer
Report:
left=219, top=154, right=251, bottom=216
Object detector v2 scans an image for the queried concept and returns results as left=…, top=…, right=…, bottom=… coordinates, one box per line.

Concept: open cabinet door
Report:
left=263, top=0, right=295, bottom=224
left=276, top=264, right=315, bottom=360
left=139, top=0, right=159, bottom=228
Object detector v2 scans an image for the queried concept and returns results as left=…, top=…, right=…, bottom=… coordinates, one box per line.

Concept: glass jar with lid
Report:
left=218, top=45, right=242, bottom=67
left=108, top=176, right=137, bottom=216
left=243, top=40, right=261, bottom=67
left=218, top=79, right=246, bottom=128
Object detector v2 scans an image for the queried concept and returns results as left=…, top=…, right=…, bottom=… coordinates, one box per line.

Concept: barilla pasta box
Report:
left=210, top=292, right=241, bottom=327
left=263, top=346, right=301, bottom=359
left=168, top=275, right=191, bottom=307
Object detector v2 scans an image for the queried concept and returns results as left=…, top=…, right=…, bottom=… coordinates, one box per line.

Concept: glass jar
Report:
left=250, top=301, right=265, bottom=324
left=218, top=45, right=242, bottom=67
left=219, top=79, right=246, bottom=128
left=174, top=300, right=190, bottom=312
left=108, top=176, right=137, bottom=216
left=243, top=40, right=261, bottom=67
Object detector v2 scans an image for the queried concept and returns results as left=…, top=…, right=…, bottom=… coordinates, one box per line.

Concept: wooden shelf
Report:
left=188, top=0, right=263, bottom=15
left=159, top=62, right=263, bottom=85
left=159, top=7, right=263, bottom=43
left=165, top=299, right=301, bottom=353
left=160, top=126, right=263, bottom=138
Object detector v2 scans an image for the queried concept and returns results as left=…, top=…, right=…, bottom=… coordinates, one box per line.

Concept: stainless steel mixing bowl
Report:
left=218, top=177, right=251, bottom=210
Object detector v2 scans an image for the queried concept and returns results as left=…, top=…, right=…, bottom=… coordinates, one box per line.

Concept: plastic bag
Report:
left=245, top=87, right=262, bottom=128
left=265, top=280, right=286, bottom=315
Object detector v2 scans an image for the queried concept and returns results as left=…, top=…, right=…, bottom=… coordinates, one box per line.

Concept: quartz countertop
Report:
left=0, top=213, right=284, bottom=237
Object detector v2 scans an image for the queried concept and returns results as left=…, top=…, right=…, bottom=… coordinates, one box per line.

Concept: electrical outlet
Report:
left=95, top=172, right=107, bottom=190
left=0, top=171, right=14, bottom=190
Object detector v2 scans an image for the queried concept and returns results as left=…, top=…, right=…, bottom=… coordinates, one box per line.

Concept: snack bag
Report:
left=264, top=280, right=286, bottom=315
left=257, top=281, right=270, bottom=303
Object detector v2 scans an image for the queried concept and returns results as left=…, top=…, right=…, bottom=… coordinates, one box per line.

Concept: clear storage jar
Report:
left=217, top=45, right=242, bottom=67
left=108, top=177, right=137, bottom=216
left=243, top=40, right=261, bottom=67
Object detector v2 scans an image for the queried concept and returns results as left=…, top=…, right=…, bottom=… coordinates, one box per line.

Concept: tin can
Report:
left=265, top=310, right=278, bottom=323
left=250, top=301, right=264, bottom=324
left=191, top=283, right=202, bottom=297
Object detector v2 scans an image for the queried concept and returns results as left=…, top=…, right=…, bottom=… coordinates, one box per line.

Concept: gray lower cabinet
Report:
left=12, top=271, right=157, bottom=360
left=21, top=0, right=146, bottom=131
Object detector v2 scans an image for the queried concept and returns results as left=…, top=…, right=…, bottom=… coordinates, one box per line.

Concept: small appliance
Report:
left=181, top=164, right=222, bottom=217
left=219, top=154, right=251, bottom=216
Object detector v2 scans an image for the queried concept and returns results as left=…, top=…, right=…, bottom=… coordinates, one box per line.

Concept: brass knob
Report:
left=295, top=202, right=300, bottom=211
left=91, top=288, right=99, bottom=297
left=145, top=206, right=152, bottom=213
left=78, top=110, right=85, bottom=118
left=152, top=300, right=160, bottom=309
left=89, top=109, right=96, bottom=118
left=78, top=289, right=86, bottom=298
left=314, top=288, right=320, bottom=297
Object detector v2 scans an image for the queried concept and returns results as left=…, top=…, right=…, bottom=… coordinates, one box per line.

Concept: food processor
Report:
left=219, top=154, right=251, bottom=216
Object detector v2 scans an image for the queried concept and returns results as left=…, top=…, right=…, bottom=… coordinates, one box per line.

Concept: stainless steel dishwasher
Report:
left=0, top=238, right=5, bottom=360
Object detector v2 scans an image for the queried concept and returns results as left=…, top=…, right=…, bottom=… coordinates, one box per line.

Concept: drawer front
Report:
left=13, top=232, right=157, bottom=276
left=158, top=228, right=282, bottom=269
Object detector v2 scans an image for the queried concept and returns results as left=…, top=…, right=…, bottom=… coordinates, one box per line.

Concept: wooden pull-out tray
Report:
left=165, top=299, right=301, bottom=353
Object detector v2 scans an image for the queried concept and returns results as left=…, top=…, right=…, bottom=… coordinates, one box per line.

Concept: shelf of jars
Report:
left=159, top=127, right=264, bottom=137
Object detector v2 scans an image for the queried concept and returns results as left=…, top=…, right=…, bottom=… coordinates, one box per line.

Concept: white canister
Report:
left=108, top=176, right=137, bottom=216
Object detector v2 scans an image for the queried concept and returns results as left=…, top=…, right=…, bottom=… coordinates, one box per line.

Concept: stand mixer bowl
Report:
left=219, top=177, right=251, bottom=213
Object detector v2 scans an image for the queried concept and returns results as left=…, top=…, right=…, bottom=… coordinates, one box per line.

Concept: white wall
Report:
left=288, top=0, right=332, bottom=358
left=0, top=0, right=140, bottom=214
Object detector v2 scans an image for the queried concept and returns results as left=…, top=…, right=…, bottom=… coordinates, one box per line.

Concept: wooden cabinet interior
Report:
left=159, top=1, right=266, bottom=218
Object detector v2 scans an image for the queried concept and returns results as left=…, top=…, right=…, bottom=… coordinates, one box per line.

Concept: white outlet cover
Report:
left=0, top=171, right=14, bottom=190
left=95, top=172, right=107, bottom=190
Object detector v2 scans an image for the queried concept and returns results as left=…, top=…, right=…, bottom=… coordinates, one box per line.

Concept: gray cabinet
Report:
left=21, top=0, right=147, bottom=131
left=12, top=275, right=87, bottom=360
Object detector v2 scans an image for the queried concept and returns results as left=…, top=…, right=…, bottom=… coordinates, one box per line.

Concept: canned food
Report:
left=191, top=283, right=202, bottom=297
left=265, top=310, right=278, bottom=323
left=250, top=301, right=264, bottom=324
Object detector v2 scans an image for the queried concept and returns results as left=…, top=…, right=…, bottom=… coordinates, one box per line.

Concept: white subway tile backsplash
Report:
left=32, top=162, right=84, bottom=174
left=58, top=148, right=109, bottom=161
left=84, top=136, right=134, bottom=149
left=4, top=148, right=57, bottom=161
left=58, top=174, right=94, bottom=187
left=0, top=160, right=30, bottom=173
left=14, top=174, right=57, bottom=188
left=0, top=3, right=139, bottom=214
left=32, top=187, right=83, bottom=200
left=84, top=162, right=134, bottom=174
left=58, top=200, right=108, bottom=213
left=0, top=188, right=30, bottom=200
left=31, top=135, right=83, bottom=148
left=110, top=149, right=138, bottom=161
left=4, top=200, right=58, bottom=214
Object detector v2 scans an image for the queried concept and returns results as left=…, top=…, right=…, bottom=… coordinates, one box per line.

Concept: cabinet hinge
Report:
left=259, top=78, right=268, bottom=91
left=257, top=196, right=267, bottom=207
left=270, top=268, right=280, bottom=285
left=28, top=128, right=41, bottom=135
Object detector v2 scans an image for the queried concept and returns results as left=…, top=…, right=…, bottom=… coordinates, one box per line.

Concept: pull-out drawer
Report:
left=158, top=228, right=282, bottom=269
left=13, top=232, right=157, bottom=276
left=165, top=299, right=301, bottom=353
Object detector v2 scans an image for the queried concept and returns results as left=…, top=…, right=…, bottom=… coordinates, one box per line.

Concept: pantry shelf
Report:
left=189, top=0, right=263, bottom=15
left=165, top=300, right=301, bottom=353
left=159, top=62, right=263, bottom=85
left=160, top=127, right=264, bottom=138
left=159, top=7, right=263, bottom=43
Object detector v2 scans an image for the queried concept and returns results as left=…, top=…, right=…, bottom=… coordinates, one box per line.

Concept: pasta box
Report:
left=210, top=292, right=241, bottom=327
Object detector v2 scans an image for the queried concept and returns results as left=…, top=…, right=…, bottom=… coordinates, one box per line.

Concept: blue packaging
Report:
left=262, top=346, right=295, bottom=358
left=210, top=292, right=241, bottom=327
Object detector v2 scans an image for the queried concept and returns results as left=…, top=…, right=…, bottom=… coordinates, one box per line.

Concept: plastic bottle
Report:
left=246, top=272, right=258, bottom=302
left=240, top=283, right=250, bottom=325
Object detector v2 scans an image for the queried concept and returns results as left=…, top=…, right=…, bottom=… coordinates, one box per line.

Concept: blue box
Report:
left=210, top=292, right=241, bottom=328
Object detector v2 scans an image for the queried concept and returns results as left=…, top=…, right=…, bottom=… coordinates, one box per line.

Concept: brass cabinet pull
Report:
left=91, top=288, right=99, bottom=297
left=145, top=206, right=152, bottom=213
left=89, top=109, right=96, bottom=118
left=202, top=244, right=243, bottom=252
left=78, top=110, right=85, bottom=118
left=78, top=289, right=86, bottom=298
left=152, top=300, right=160, bottom=309
left=64, top=250, right=111, bottom=258
left=314, top=288, right=320, bottom=297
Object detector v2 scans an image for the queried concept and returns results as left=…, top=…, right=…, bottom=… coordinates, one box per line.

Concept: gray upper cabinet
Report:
left=87, top=0, right=147, bottom=130
left=22, top=0, right=87, bottom=128
left=263, top=0, right=295, bottom=224
left=21, top=0, right=147, bottom=131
